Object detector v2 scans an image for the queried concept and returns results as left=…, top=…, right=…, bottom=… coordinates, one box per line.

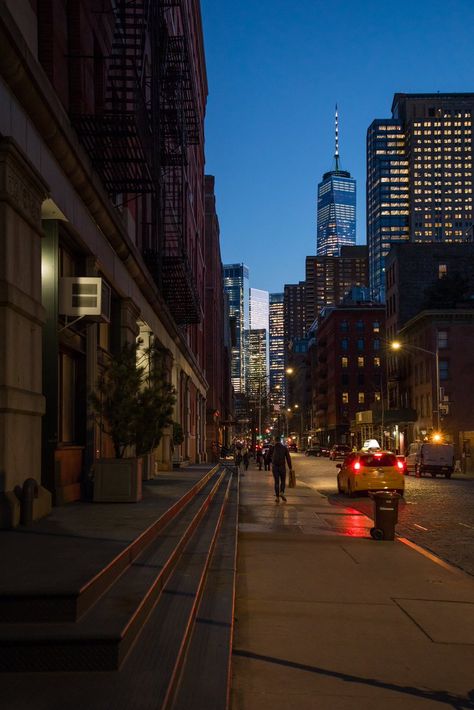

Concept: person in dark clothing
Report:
left=264, top=445, right=273, bottom=471
left=256, top=448, right=264, bottom=470
left=271, top=437, right=292, bottom=502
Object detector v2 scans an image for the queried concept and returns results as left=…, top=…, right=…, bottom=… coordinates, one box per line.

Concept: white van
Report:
left=406, top=442, right=454, bottom=478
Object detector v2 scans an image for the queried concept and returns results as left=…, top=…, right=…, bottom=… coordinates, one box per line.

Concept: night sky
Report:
left=202, top=0, right=474, bottom=293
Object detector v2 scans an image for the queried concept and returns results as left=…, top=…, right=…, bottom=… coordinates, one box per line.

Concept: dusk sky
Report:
left=201, top=0, right=474, bottom=294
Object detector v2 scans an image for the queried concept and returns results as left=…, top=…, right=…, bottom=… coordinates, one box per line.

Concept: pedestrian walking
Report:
left=235, top=447, right=242, bottom=471
left=271, top=437, right=292, bottom=503
left=256, top=447, right=263, bottom=470
left=264, top=445, right=272, bottom=471
left=242, top=446, right=250, bottom=471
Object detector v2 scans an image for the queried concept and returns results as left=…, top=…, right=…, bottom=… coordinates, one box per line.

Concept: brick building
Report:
left=313, top=302, right=385, bottom=446
left=0, top=1, right=217, bottom=526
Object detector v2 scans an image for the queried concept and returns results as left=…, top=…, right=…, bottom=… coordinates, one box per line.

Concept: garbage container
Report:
left=369, top=490, right=401, bottom=541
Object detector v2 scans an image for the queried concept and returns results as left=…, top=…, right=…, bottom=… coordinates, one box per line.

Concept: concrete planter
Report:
left=93, top=458, right=143, bottom=503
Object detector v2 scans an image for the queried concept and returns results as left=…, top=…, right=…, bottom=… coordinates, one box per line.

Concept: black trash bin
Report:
left=369, top=490, right=401, bottom=540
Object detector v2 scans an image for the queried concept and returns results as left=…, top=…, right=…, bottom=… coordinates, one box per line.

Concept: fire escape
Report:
left=69, top=0, right=202, bottom=326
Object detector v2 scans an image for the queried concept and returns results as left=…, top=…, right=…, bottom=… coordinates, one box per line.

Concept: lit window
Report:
left=357, top=356, right=364, bottom=367
left=342, top=392, right=349, bottom=404
left=437, top=331, right=448, bottom=348
left=358, top=392, right=365, bottom=404
left=439, top=264, right=448, bottom=278
left=374, top=392, right=381, bottom=402
left=374, top=357, right=381, bottom=367
left=341, top=357, right=348, bottom=368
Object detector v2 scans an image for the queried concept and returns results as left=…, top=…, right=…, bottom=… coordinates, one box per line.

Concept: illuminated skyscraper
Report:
left=367, top=93, right=474, bottom=302
left=269, top=293, right=285, bottom=410
left=223, top=263, right=249, bottom=394
left=317, top=106, right=356, bottom=256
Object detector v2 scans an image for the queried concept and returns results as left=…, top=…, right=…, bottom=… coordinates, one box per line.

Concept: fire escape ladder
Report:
left=70, top=0, right=154, bottom=195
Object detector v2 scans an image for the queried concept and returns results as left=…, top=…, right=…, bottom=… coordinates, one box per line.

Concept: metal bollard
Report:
left=20, top=478, right=39, bottom=526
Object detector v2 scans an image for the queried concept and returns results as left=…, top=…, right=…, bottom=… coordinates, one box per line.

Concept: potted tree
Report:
left=90, top=341, right=175, bottom=502
left=171, top=421, right=185, bottom=468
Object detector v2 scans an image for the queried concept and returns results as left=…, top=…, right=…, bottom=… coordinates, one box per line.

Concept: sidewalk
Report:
left=231, top=466, right=474, bottom=710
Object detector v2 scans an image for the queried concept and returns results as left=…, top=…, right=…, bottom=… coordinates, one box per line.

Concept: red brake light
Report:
left=352, top=461, right=361, bottom=472
left=397, top=460, right=404, bottom=470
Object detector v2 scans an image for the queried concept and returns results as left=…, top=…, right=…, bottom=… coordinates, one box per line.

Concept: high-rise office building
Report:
left=283, top=282, right=306, bottom=352
left=317, top=107, right=356, bottom=256
left=305, top=246, right=369, bottom=332
left=249, top=287, right=269, bottom=380
left=223, top=264, right=249, bottom=394
left=269, top=293, right=285, bottom=410
left=367, top=93, right=474, bottom=301
left=246, top=329, right=268, bottom=401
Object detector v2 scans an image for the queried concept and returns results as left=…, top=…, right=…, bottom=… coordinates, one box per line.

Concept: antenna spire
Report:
left=334, top=103, right=340, bottom=171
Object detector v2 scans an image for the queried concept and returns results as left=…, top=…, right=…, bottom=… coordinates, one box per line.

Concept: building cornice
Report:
left=400, top=308, right=474, bottom=334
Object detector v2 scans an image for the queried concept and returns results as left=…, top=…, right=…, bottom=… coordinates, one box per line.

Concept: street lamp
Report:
left=390, top=339, right=440, bottom=432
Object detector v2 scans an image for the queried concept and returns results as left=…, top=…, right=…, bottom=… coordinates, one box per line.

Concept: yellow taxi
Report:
left=336, top=451, right=405, bottom=497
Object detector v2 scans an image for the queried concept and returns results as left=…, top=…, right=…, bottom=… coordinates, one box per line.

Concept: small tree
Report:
left=90, top=341, right=176, bottom=459
left=173, top=421, right=184, bottom=447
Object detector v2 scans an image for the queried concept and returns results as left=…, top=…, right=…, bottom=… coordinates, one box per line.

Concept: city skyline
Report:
left=202, top=0, right=474, bottom=294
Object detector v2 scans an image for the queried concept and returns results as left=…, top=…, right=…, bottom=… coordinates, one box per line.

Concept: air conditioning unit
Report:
left=59, top=277, right=111, bottom=322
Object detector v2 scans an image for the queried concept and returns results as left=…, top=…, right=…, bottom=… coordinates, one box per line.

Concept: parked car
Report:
left=396, top=454, right=408, bottom=475
left=305, top=446, right=323, bottom=457
left=405, top=441, right=454, bottom=478
left=336, top=451, right=405, bottom=497
left=329, top=444, right=352, bottom=460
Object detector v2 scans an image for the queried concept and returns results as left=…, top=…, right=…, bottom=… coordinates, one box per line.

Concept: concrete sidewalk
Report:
left=231, top=467, right=474, bottom=710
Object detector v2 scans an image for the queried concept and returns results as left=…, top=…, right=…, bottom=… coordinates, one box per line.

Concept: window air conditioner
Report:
left=59, top=277, right=111, bottom=322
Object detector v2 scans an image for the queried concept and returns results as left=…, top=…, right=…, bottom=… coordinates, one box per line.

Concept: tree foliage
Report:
left=90, top=341, right=176, bottom=459
left=422, top=272, right=470, bottom=309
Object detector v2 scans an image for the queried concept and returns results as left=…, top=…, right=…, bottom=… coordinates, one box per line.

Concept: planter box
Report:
left=93, top=458, right=142, bottom=503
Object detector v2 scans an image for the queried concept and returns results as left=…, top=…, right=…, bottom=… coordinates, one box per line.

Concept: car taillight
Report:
left=397, top=460, right=405, bottom=470
left=352, top=461, right=361, bottom=472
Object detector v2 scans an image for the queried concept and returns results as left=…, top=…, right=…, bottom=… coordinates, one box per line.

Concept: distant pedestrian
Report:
left=271, top=437, right=292, bottom=503
left=235, top=448, right=242, bottom=470
left=264, top=445, right=273, bottom=471
left=242, top=446, right=250, bottom=471
left=256, top=448, right=263, bottom=470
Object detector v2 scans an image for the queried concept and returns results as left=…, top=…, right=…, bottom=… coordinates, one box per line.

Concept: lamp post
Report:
left=391, top=339, right=440, bottom=432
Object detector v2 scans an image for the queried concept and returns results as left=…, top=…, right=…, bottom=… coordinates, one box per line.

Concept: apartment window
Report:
left=438, top=263, right=448, bottom=278
left=357, top=356, right=364, bottom=367
left=340, top=320, right=349, bottom=332
left=356, top=320, right=364, bottom=331
left=374, top=392, right=381, bottom=402
left=341, top=339, right=348, bottom=351
left=357, top=338, right=365, bottom=351
left=439, top=359, right=449, bottom=380
left=373, top=339, right=380, bottom=350
left=341, top=357, right=348, bottom=368
left=358, top=392, right=365, bottom=404
left=374, top=357, right=381, bottom=367
left=342, top=392, right=349, bottom=404
left=373, top=321, right=380, bottom=333
left=437, top=330, right=448, bottom=348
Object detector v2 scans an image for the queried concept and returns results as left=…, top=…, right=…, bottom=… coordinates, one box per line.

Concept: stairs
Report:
left=0, top=464, right=239, bottom=710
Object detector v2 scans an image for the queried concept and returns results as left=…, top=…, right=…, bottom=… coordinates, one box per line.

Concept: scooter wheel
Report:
left=370, top=527, right=384, bottom=540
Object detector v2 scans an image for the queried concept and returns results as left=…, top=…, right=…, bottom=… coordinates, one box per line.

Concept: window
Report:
left=374, top=357, right=381, bottom=367
left=357, top=356, right=364, bottom=367
left=341, top=357, right=348, bottom=368
left=341, top=339, right=348, bottom=351
left=342, top=392, right=349, bottom=404
left=373, top=339, right=380, bottom=350
left=437, top=330, right=448, bottom=348
left=340, top=320, right=349, bottom=332
left=438, top=263, right=447, bottom=278
left=439, top=359, right=449, bottom=380
left=356, top=320, right=364, bottom=331
left=374, top=392, right=381, bottom=402
left=358, top=392, right=365, bottom=404
left=357, top=338, right=365, bottom=351
left=373, top=321, right=380, bottom=333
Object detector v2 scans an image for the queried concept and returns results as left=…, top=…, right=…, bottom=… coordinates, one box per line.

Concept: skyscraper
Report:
left=223, top=264, right=249, bottom=394
left=317, top=107, right=356, bottom=256
left=269, top=293, right=285, bottom=411
left=367, top=93, right=474, bottom=301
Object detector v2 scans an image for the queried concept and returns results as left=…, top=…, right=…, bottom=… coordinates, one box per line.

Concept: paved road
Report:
left=291, top=452, right=474, bottom=577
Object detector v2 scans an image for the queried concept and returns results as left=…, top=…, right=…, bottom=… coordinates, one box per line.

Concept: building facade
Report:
left=0, top=0, right=213, bottom=526
left=313, top=303, right=385, bottom=446
left=269, top=293, right=285, bottom=411
left=305, top=246, right=368, bottom=332
left=223, top=263, right=249, bottom=396
left=367, top=93, right=474, bottom=301
left=204, top=176, right=233, bottom=460
left=317, top=107, right=356, bottom=256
